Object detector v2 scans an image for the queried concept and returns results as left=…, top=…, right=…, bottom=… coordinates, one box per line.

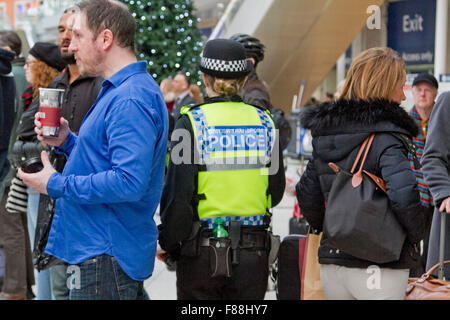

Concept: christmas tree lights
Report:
left=121, top=0, right=204, bottom=86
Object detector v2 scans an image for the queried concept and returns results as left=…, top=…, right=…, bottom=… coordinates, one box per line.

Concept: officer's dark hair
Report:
left=0, top=30, right=22, bottom=58
left=177, top=72, right=191, bottom=86
left=76, top=0, right=136, bottom=51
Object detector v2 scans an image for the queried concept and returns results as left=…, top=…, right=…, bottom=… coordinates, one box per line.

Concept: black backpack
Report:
left=241, top=76, right=292, bottom=151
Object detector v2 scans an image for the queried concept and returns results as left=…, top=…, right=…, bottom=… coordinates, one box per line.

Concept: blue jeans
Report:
left=68, top=254, right=149, bottom=300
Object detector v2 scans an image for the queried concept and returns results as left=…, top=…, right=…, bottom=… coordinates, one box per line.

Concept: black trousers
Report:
left=176, top=246, right=269, bottom=300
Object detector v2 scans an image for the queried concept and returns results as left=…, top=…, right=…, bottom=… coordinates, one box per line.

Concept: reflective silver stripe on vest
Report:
left=200, top=156, right=267, bottom=171
left=201, top=215, right=266, bottom=229
left=201, top=163, right=265, bottom=172
left=190, top=108, right=209, bottom=161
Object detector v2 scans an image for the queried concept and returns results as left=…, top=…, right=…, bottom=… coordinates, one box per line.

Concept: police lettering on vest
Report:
left=206, top=126, right=266, bottom=152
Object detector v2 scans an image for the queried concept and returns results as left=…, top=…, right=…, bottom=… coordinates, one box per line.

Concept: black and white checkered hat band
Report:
left=201, top=57, right=248, bottom=73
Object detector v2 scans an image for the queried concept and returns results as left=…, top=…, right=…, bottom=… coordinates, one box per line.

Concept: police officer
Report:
left=157, top=38, right=285, bottom=300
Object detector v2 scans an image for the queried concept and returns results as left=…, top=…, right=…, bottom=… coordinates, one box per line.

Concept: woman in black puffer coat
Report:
left=296, top=47, right=425, bottom=300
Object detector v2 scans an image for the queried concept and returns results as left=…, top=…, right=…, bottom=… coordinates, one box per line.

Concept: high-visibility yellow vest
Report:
left=181, top=101, right=276, bottom=227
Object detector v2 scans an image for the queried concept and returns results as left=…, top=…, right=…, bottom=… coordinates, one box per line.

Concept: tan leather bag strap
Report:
left=351, top=134, right=381, bottom=189
left=332, top=133, right=387, bottom=192
left=350, top=136, right=370, bottom=174
left=363, top=170, right=387, bottom=193
left=356, top=134, right=375, bottom=174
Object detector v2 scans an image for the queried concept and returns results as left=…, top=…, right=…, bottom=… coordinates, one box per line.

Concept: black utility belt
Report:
left=200, top=227, right=269, bottom=278
left=179, top=221, right=270, bottom=277
left=199, top=230, right=267, bottom=249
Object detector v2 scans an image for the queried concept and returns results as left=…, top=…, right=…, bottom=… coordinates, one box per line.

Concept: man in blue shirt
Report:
left=18, top=0, right=168, bottom=300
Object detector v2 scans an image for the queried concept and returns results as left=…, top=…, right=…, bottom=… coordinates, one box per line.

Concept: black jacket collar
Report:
left=197, top=94, right=266, bottom=113
left=51, top=67, right=98, bottom=88
left=203, top=94, right=243, bottom=104
left=185, top=94, right=243, bottom=110
left=300, top=98, right=419, bottom=137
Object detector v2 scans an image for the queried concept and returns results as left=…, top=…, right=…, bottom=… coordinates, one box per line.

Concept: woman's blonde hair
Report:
left=341, top=47, right=405, bottom=101
left=204, top=74, right=246, bottom=96
left=30, top=60, right=62, bottom=100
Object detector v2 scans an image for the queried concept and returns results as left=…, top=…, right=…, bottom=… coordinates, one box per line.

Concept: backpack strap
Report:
left=391, top=133, right=421, bottom=169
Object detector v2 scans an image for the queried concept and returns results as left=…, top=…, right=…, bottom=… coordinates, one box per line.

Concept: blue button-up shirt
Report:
left=45, top=61, right=168, bottom=281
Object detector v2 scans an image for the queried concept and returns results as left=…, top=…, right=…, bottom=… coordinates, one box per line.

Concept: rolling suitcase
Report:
left=276, top=229, right=326, bottom=300
left=276, top=234, right=305, bottom=299
left=406, top=210, right=450, bottom=299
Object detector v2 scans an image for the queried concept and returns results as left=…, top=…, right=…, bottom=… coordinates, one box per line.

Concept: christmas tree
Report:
left=121, top=0, right=204, bottom=86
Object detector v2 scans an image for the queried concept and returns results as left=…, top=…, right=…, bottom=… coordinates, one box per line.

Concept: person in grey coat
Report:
left=422, top=91, right=450, bottom=278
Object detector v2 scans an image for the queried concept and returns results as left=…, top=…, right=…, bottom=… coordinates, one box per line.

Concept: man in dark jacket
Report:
left=34, top=7, right=102, bottom=300
left=230, top=33, right=291, bottom=151
left=230, top=34, right=270, bottom=109
left=422, top=91, right=450, bottom=278
left=171, top=72, right=196, bottom=119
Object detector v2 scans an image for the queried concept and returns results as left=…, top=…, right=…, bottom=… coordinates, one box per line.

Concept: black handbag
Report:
left=33, top=197, right=64, bottom=271
left=289, top=216, right=309, bottom=235
left=323, top=133, right=406, bottom=264
left=289, top=203, right=309, bottom=236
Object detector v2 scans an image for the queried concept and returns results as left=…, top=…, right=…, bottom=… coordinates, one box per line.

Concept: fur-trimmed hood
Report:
left=299, top=99, right=419, bottom=162
left=300, top=98, right=418, bottom=137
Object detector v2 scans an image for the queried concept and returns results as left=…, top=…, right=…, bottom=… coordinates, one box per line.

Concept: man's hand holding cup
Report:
left=35, top=112, right=70, bottom=148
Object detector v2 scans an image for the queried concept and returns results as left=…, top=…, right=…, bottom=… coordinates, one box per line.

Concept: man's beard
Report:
left=61, top=51, right=76, bottom=65
left=78, top=49, right=104, bottom=78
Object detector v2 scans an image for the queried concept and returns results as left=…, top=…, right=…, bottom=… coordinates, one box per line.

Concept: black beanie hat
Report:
left=28, top=42, right=66, bottom=72
left=412, top=73, right=439, bottom=89
left=199, top=39, right=253, bottom=79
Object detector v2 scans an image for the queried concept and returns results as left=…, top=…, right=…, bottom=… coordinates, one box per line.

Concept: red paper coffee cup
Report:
left=38, top=88, right=65, bottom=137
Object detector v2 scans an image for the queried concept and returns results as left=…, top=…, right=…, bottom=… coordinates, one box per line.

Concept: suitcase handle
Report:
left=439, top=212, right=447, bottom=279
